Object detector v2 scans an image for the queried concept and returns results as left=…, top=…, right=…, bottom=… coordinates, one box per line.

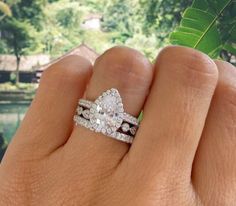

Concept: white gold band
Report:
left=74, top=115, right=134, bottom=143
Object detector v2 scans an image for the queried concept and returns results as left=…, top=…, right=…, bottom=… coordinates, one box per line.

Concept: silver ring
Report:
left=73, top=88, right=139, bottom=143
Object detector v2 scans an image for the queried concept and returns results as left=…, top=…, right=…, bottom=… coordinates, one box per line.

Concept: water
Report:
left=0, top=103, right=30, bottom=144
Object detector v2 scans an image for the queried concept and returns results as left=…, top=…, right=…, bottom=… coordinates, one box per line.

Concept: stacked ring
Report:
left=74, top=88, right=140, bottom=143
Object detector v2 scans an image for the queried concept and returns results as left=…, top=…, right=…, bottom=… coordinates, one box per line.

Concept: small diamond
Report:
left=101, top=128, right=106, bottom=134
left=118, top=103, right=123, bottom=107
left=77, top=107, right=83, bottom=115
left=111, top=126, right=117, bottom=132
left=115, top=122, right=121, bottom=128
left=107, top=128, right=112, bottom=134
left=121, top=123, right=130, bottom=132
left=130, top=126, right=137, bottom=135
left=82, top=109, right=90, bottom=119
left=73, top=115, right=78, bottom=122
left=116, top=132, right=121, bottom=139
left=110, top=132, right=116, bottom=138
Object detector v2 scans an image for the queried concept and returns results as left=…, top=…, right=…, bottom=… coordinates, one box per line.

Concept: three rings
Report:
left=73, top=88, right=140, bottom=143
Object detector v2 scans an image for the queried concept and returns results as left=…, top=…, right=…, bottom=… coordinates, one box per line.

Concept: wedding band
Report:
left=73, top=88, right=140, bottom=143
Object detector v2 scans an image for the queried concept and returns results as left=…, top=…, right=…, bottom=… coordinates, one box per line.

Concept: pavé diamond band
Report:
left=73, top=88, right=139, bottom=144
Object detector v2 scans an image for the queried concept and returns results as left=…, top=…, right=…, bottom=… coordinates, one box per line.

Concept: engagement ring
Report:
left=73, top=88, right=139, bottom=143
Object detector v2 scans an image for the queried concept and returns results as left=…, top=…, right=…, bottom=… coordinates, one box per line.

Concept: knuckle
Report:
left=159, top=46, right=218, bottom=75
left=95, top=46, right=152, bottom=90
left=158, top=46, right=218, bottom=89
left=55, top=55, right=92, bottom=73
left=40, top=55, right=91, bottom=87
left=97, top=46, right=152, bottom=76
left=101, top=45, right=136, bottom=61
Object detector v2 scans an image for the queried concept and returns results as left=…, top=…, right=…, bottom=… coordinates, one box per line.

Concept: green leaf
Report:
left=192, top=0, right=231, bottom=15
left=170, top=0, right=233, bottom=58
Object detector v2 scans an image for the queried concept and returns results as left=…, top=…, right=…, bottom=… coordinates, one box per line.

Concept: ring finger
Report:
left=66, top=46, right=153, bottom=166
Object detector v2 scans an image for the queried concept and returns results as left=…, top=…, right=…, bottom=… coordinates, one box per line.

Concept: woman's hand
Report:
left=0, top=46, right=235, bottom=206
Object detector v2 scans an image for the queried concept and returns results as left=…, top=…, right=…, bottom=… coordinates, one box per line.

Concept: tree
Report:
left=0, top=0, right=44, bottom=83
left=101, top=0, right=135, bottom=43
left=38, top=0, right=86, bottom=57
left=1, top=19, right=37, bottom=83
left=138, top=0, right=192, bottom=46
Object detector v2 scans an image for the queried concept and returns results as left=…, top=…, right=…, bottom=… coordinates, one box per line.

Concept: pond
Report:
left=0, top=103, right=30, bottom=144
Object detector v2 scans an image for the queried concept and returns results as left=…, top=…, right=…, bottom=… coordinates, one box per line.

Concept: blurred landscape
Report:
left=0, top=0, right=235, bottom=156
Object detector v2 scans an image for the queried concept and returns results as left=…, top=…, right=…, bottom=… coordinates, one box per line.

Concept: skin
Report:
left=0, top=45, right=235, bottom=206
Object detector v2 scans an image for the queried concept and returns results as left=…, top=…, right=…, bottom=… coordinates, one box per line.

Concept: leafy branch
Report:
left=170, top=0, right=236, bottom=62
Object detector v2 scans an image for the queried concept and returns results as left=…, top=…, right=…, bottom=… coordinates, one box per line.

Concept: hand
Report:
left=0, top=46, right=235, bottom=206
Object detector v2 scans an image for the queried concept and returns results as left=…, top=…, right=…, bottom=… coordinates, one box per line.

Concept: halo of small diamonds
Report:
left=89, top=88, right=124, bottom=134
left=74, top=88, right=139, bottom=144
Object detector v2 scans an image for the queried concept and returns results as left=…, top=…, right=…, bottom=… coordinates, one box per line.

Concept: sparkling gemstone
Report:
left=101, top=128, right=106, bottom=134
left=77, top=106, right=83, bottom=115
left=130, top=126, right=137, bottom=135
left=107, top=128, right=112, bottom=134
left=82, top=109, right=90, bottom=119
left=121, top=123, right=130, bottom=132
left=90, top=89, right=124, bottom=132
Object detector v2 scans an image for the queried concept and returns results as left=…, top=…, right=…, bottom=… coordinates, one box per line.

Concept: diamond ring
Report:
left=73, top=88, right=139, bottom=143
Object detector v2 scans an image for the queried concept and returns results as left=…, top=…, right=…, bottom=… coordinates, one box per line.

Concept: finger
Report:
left=67, top=46, right=153, bottom=165
left=129, top=46, right=218, bottom=180
left=192, top=60, right=236, bottom=205
left=4, top=55, right=92, bottom=161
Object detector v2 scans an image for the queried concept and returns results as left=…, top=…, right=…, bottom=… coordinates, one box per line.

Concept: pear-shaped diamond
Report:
left=90, top=89, right=124, bottom=133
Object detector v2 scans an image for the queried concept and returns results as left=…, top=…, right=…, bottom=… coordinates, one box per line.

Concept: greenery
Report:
left=0, top=0, right=235, bottom=79
left=0, top=82, right=37, bottom=91
left=170, top=0, right=236, bottom=63
left=0, top=0, right=12, bottom=20
left=0, top=0, right=43, bottom=83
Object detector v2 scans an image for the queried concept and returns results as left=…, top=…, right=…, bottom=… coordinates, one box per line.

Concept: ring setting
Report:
left=74, top=88, right=139, bottom=143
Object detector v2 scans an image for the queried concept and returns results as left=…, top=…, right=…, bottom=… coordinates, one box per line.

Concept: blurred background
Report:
left=0, top=0, right=235, bottom=159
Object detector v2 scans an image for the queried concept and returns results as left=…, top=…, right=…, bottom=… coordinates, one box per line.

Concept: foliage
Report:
left=0, top=1, right=11, bottom=17
left=0, top=0, right=20, bottom=21
left=0, top=82, right=37, bottom=91
left=82, top=30, right=113, bottom=53
left=139, top=0, right=192, bottom=45
left=1, top=18, right=37, bottom=55
left=218, top=1, right=236, bottom=63
left=101, top=0, right=134, bottom=42
left=40, top=0, right=86, bottom=57
left=126, top=33, right=160, bottom=60
left=0, top=39, right=8, bottom=53
left=79, top=0, right=107, bottom=12
left=100, top=0, right=193, bottom=57
left=101, top=0, right=160, bottom=58
left=0, top=0, right=44, bottom=83
left=170, top=0, right=236, bottom=62
left=0, top=0, right=235, bottom=67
